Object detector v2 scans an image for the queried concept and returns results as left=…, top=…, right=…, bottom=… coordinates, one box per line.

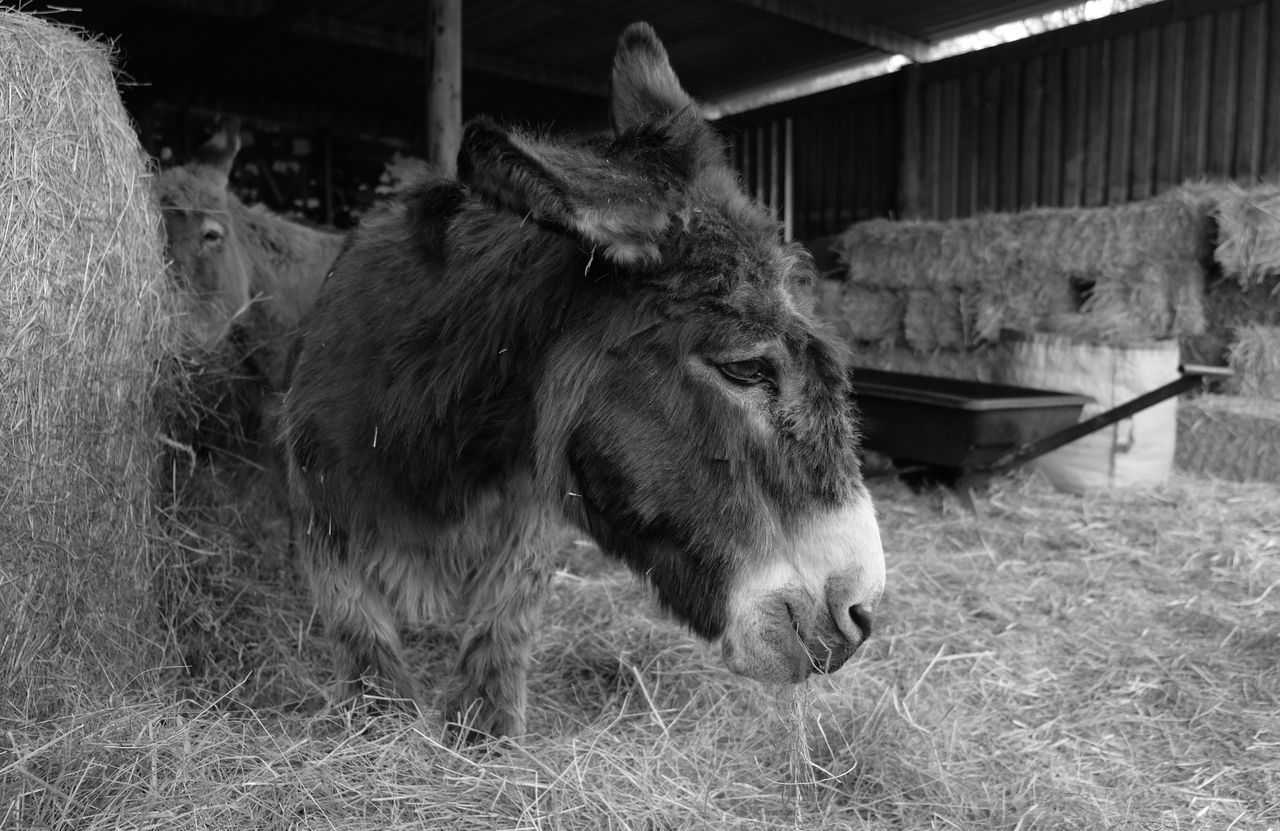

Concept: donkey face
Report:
left=464, top=24, right=885, bottom=683
left=564, top=250, right=883, bottom=683
left=152, top=123, right=251, bottom=346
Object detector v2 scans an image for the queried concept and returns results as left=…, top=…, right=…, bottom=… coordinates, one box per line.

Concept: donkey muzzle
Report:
left=722, top=585, right=877, bottom=683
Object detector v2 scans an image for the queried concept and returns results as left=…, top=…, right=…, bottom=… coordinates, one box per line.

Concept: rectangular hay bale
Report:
left=1176, top=395, right=1280, bottom=483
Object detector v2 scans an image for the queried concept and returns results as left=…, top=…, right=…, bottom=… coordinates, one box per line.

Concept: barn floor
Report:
left=3, top=468, right=1278, bottom=830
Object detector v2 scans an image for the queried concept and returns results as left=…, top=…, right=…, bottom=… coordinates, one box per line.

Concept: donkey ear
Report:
left=611, top=23, right=696, bottom=134
left=196, top=117, right=242, bottom=182
left=459, top=116, right=682, bottom=266
left=457, top=118, right=574, bottom=229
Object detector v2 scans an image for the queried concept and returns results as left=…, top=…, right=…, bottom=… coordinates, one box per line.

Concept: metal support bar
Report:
left=970, top=365, right=1231, bottom=476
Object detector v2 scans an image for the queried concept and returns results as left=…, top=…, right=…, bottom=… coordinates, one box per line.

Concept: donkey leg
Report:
left=443, top=511, right=559, bottom=740
left=302, top=533, right=421, bottom=707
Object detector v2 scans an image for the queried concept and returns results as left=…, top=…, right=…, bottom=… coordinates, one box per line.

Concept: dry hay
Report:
left=1176, top=394, right=1280, bottom=482
left=1225, top=323, right=1280, bottom=400
left=846, top=343, right=1000, bottom=382
left=902, top=288, right=973, bottom=352
left=831, top=195, right=1211, bottom=352
left=1211, top=181, right=1280, bottom=287
left=0, top=11, right=175, bottom=718
left=838, top=285, right=905, bottom=344
left=1033, top=263, right=1204, bottom=348
left=1183, top=272, right=1280, bottom=367
left=1, top=471, right=1276, bottom=829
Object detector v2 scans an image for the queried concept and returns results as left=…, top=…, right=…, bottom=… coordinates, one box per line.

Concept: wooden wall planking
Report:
left=722, top=0, right=1280, bottom=239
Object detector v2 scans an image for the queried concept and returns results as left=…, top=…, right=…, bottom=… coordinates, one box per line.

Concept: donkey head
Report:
left=457, top=23, right=885, bottom=684
left=152, top=120, right=252, bottom=347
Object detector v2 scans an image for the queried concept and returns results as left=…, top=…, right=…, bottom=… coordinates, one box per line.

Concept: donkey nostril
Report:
left=848, top=604, right=873, bottom=640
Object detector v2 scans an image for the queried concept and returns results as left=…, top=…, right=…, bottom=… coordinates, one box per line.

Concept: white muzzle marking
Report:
left=721, top=488, right=885, bottom=682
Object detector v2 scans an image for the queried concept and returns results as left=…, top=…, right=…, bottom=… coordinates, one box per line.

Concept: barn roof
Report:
left=17, top=0, right=1155, bottom=140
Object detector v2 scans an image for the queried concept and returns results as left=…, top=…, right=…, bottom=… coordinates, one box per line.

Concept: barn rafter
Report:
left=726, top=0, right=932, bottom=61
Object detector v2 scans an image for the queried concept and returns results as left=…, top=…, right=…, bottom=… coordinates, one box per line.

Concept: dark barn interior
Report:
left=12, top=0, right=1237, bottom=231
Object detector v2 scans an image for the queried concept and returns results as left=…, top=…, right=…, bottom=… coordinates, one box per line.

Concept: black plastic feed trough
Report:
left=849, top=364, right=1232, bottom=485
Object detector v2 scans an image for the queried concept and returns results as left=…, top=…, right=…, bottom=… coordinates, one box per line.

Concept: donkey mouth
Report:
left=722, top=584, right=877, bottom=684
left=786, top=602, right=859, bottom=677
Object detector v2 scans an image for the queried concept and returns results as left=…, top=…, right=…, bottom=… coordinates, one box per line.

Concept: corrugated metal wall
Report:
left=722, top=0, right=1276, bottom=237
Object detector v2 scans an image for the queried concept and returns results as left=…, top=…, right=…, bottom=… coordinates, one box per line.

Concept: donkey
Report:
left=280, top=23, right=886, bottom=740
left=152, top=123, right=346, bottom=391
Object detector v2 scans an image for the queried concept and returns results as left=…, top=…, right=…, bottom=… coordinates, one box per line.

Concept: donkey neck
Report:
left=229, top=195, right=344, bottom=328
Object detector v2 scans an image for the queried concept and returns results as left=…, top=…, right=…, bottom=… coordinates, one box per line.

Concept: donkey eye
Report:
left=203, top=228, right=224, bottom=243
left=718, top=358, right=772, bottom=386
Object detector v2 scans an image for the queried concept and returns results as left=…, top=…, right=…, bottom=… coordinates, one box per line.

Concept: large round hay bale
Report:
left=0, top=11, right=172, bottom=717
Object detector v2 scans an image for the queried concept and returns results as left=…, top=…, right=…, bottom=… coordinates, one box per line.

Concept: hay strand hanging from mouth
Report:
left=0, top=10, right=175, bottom=718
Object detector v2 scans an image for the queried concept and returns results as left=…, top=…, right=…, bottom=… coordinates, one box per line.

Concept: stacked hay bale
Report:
left=820, top=198, right=1210, bottom=381
left=820, top=180, right=1279, bottom=483
left=0, top=12, right=175, bottom=716
left=1174, top=183, right=1280, bottom=481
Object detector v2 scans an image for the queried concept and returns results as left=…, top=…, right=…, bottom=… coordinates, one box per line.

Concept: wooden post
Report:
left=426, top=0, right=462, bottom=176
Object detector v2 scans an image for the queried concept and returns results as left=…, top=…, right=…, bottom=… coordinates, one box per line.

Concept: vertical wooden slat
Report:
left=925, top=80, right=944, bottom=218
left=899, top=65, right=924, bottom=219
left=1241, top=3, right=1269, bottom=179
left=979, top=68, right=1002, bottom=212
left=788, top=116, right=804, bottom=239
left=1020, top=55, right=1044, bottom=209
left=826, top=109, right=837, bottom=229
left=824, top=110, right=834, bottom=230
left=802, top=111, right=819, bottom=238
left=845, top=105, right=860, bottom=226
left=1062, top=45, right=1088, bottom=207
left=1213, top=6, right=1243, bottom=176
left=947, top=79, right=963, bottom=219
left=999, top=62, right=1022, bottom=211
left=1040, top=49, right=1063, bottom=207
left=884, top=91, right=902, bottom=216
left=1131, top=27, right=1160, bottom=198
left=1084, top=39, right=1112, bottom=207
left=1156, top=20, right=1186, bottom=189
left=921, top=79, right=942, bottom=217
left=1191, top=12, right=1214, bottom=174
left=768, top=119, right=780, bottom=217
left=783, top=116, right=794, bottom=241
left=958, top=73, right=981, bottom=216
left=754, top=124, right=767, bottom=203
left=1107, top=32, right=1135, bottom=203
left=1265, top=0, right=1280, bottom=177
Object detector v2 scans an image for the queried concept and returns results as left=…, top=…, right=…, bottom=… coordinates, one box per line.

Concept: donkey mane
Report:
left=294, top=175, right=606, bottom=522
